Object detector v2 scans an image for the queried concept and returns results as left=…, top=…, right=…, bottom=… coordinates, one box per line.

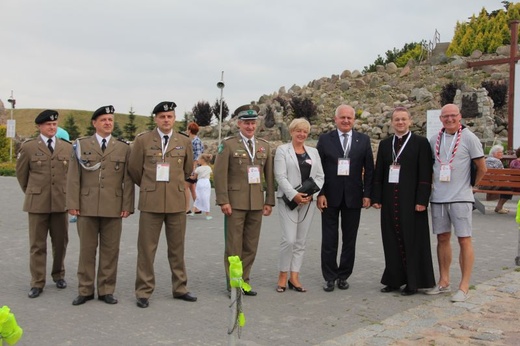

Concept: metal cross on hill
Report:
left=467, top=20, right=520, bottom=150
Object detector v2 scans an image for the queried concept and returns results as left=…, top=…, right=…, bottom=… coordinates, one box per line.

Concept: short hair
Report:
left=187, top=122, right=199, bottom=135
left=199, top=153, right=212, bottom=163
left=516, top=146, right=520, bottom=158
left=335, top=104, right=355, bottom=117
left=391, top=106, right=411, bottom=119
left=288, top=118, right=311, bottom=133
left=489, top=144, right=504, bottom=157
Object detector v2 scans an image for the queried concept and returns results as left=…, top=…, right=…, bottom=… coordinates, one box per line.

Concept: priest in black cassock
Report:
left=372, top=107, right=435, bottom=296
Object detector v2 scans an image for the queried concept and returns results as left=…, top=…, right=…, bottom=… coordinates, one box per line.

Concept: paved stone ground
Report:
left=0, top=176, right=519, bottom=345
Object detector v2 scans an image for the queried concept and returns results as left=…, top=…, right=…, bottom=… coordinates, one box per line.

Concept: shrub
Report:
left=440, top=82, right=462, bottom=106
left=264, top=105, right=275, bottom=128
left=289, top=97, right=317, bottom=122
left=481, top=80, right=507, bottom=109
left=0, top=162, right=16, bottom=176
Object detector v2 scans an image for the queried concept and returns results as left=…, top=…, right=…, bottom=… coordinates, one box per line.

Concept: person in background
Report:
left=427, top=103, right=486, bottom=302
left=185, top=122, right=204, bottom=215
left=214, top=104, right=275, bottom=296
left=55, top=127, right=77, bottom=223
left=484, top=145, right=512, bottom=214
left=128, top=101, right=197, bottom=308
left=191, top=153, right=213, bottom=220
left=316, top=104, right=374, bottom=292
left=16, top=110, right=72, bottom=298
left=67, top=105, right=134, bottom=306
left=508, top=147, right=520, bottom=169
left=274, top=118, right=324, bottom=293
left=372, top=107, right=435, bottom=296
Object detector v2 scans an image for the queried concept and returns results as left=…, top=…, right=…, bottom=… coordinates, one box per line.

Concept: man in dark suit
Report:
left=316, top=104, right=374, bottom=292
left=16, top=110, right=73, bottom=298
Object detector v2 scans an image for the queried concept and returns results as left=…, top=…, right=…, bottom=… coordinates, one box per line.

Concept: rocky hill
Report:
left=197, top=45, right=514, bottom=155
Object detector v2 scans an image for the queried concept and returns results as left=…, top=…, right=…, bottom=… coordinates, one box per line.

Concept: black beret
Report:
left=152, top=101, right=177, bottom=115
left=35, top=110, right=59, bottom=124
left=234, top=104, right=259, bottom=120
left=92, top=105, right=115, bottom=120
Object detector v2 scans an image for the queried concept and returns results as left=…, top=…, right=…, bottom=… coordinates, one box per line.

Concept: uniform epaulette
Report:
left=136, top=131, right=151, bottom=138
left=58, top=138, right=72, bottom=144
left=75, top=136, right=90, bottom=141
left=257, top=137, right=270, bottom=143
left=223, top=136, right=236, bottom=141
left=177, top=131, right=189, bottom=138
left=22, top=138, right=36, bottom=144
left=117, top=138, right=130, bottom=145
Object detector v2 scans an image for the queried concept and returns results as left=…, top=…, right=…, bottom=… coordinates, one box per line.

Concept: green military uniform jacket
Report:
left=66, top=136, right=135, bottom=216
left=128, top=129, right=193, bottom=213
left=214, top=135, right=275, bottom=210
left=16, top=137, right=73, bottom=213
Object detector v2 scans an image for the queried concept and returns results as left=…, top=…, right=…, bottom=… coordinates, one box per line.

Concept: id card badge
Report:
left=156, top=163, right=170, bottom=182
left=337, top=158, right=350, bottom=176
left=388, top=164, right=400, bottom=183
left=247, top=165, right=261, bottom=184
left=439, top=164, right=451, bottom=182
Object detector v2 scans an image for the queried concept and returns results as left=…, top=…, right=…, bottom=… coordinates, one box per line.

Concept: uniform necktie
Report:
left=163, top=135, right=169, bottom=148
left=101, top=139, right=106, bottom=153
left=342, top=133, right=349, bottom=157
left=47, top=138, right=54, bottom=154
left=247, top=139, right=253, bottom=154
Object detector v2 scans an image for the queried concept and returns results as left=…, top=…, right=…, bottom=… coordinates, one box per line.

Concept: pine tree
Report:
left=146, top=113, right=155, bottom=131
left=124, top=107, right=137, bottom=141
left=212, top=99, right=230, bottom=122
left=63, top=114, right=80, bottom=140
left=85, top=122, right=96, bottom=136
left=113, top=122, right=123, bottom=138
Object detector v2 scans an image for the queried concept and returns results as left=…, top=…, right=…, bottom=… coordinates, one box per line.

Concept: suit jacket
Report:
left=316, top=130, right=374, bottom=208
left=66, top=135, right=135, bottom=217
left=274, top=142, right=324, bottom=200
left=128, top=129, right=192, bottom=213
left=16, top=136, right=73, bottom=213
left=214, top=135, right=275, bottom=210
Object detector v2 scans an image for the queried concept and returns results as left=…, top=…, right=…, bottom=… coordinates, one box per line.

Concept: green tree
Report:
left=63, top=114, right=81, bottom=140
left=0, top=126, right=10, bottom=162
left=85, top=122, right=96, bottom=136
left=124, top=107, right=137, bottom=141
left=146, top=113, right=155, bottom=131
left=192, top=101, right=212, bottom=126
left=113, top=121, right=123, bottom=138
left=212, top=98, right=230, bottom=122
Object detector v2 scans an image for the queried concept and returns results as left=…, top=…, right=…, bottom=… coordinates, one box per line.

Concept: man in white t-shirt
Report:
left=427, top=103, right=487, bottom=302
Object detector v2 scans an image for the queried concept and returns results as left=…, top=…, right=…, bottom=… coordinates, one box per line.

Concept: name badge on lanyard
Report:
left=388, top=164, right=400, bottom=183
left=248, top=165, right=261, bottom=184
left=439, top=164, right=451, bottom=182
left=337, top=158, right=350, bottom=176
left=156, top=163, right=170, bottom=181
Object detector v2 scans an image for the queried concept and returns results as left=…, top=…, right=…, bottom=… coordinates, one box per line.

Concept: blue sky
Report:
left=0, top=1, right=505, bottom=117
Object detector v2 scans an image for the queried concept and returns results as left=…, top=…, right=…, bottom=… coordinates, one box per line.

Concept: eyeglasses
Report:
left=440, top=113, right=459, bottom=119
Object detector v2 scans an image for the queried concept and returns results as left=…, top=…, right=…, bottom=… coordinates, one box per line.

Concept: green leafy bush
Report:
left=0, top=162, right=16, bottom=176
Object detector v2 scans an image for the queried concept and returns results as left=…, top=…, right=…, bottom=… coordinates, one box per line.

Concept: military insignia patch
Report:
left=218, top=143, right=224, bottom=154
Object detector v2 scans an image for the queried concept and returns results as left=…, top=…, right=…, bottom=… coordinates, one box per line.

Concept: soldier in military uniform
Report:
left=67, top=105, right=135, bottom=306
left=214, top=104, right=275, bottom=296
left=16, top=109, right=73, bottom=298
left=127, top=101, right=196, bottom=308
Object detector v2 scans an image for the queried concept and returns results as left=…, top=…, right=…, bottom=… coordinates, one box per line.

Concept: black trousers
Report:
left=320, top=205, right=361, bottom=282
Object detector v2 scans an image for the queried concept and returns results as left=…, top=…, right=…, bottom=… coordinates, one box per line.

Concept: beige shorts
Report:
left=431, top=203, right=473, bottom=237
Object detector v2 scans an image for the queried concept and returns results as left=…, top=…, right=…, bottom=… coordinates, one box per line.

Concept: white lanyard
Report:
left=391, top=133, right=411, bottom=163
left=242, top=137, right=256, bottom=164
left=442, top=132, right=457, bottom=163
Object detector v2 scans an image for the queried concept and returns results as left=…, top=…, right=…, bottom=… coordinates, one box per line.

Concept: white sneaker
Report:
left=206, top=216, right=213, bottom=220
left=425, top=284, right=451, bottom=295
left=451, top=289, right=468, bottom=302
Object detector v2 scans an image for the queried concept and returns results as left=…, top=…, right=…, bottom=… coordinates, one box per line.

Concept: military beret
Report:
left=153, top=101, right=177, bottom=115
left=234, top=104, right=259, bottom=120
left=35, top=109, right=59, bottom=124
left=92, top=105, right=115, bottom=120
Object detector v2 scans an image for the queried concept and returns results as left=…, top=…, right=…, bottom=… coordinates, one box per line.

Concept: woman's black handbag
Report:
left=282, top=177, right=321, bottom=210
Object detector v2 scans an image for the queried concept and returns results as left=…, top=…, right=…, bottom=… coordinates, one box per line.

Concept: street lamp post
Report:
left=7, top=90, right=16, bottom=162
left=217, top=71, right=225, bottom=145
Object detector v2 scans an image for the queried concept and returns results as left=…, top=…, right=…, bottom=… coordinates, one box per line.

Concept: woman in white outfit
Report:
left=192, top=154, right=213, bottom=220
left=274, top=118, right=324, bottom=292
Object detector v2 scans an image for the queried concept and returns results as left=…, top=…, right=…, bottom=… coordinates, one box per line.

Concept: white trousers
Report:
left=277, top=197, right=317, bottom=272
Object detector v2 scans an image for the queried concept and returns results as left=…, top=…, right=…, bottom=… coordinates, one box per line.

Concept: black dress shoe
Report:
left=323, top=280, right=335, bottom=292
left=243, top=290, right=257, bottom=296
left=72, top=294, right=94, bottom=306
left=55, top=279, right=67, bottom=289
left=337, top=279, right=349, bottom=290
left=381, top=285, right=399, bottom=293
left=28, top=287, right=43, bottom=298
left=136, top=297, right=149, bottom=308
left=98, top=294, right=118, bottom=304
left=401, top=286, right=418, bottom=296
left=174, top=292, right=198, bottom=302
